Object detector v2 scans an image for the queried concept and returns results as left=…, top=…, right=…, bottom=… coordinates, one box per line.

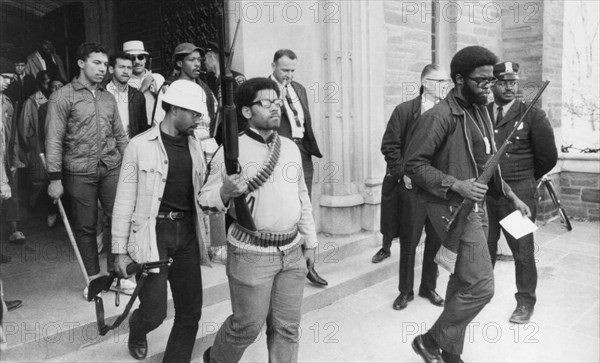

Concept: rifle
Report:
left=217, top=1, right=257, bottom=233
left=89, top=258, right=173, bottom=336
left=436, top=80, right=550, bottom=273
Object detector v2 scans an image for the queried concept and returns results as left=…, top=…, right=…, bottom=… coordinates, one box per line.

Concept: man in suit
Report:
left=4, top=54, right=37, bottom=113
left=25, top=39, right=67, bottom=84
left=377, top=64, right=449, bottom=311
left=269, top=49, right=327, bottom=286
left=107, top=51, right=149, bottom=139
left=486, top=61, right=557, bottom=324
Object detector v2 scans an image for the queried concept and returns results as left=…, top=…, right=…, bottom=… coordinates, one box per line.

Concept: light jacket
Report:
left=111, top=125, right=211, bottom=268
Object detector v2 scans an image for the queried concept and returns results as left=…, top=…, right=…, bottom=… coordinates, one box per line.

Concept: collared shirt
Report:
left=493, top=99, right=515, bottom=122
left=107, top=81, right=130, bottom=136
left=421, top=97, right=435, bottom=114
left=269, top=75, right=305, bottom=139
left=199, top=128, right=318, bottom=253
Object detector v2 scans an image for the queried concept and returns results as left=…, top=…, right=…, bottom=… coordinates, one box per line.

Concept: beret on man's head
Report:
left=450, top=45, right=499, bottom=83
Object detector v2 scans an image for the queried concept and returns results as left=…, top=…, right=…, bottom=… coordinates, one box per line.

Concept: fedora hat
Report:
left=123, top=40, right=149, bottom=55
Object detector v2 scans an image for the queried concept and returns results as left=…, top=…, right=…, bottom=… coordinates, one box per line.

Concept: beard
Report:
left=463, top=83, right=489, bottom=106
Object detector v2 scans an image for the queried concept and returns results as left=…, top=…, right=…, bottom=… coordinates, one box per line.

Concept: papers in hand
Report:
left=500, top=210, right=538, bottom=239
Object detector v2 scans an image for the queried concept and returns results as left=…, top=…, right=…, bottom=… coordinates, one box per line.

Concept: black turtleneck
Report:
left=159, top=129, right=193, bottom=212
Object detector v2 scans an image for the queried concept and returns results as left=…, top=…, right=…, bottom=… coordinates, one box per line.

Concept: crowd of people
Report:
left=0, top=38, right=557, bottom=363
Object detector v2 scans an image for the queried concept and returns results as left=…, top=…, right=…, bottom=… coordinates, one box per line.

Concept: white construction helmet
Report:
left=161, top=80, right=208, bottom=116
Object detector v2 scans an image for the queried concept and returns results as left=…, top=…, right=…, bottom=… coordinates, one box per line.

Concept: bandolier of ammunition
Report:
left=246, top=132, right=282, bottom=193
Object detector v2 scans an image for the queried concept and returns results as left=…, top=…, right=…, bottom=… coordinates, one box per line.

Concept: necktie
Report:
left=284, top=85, right=302, bottom=127
left=496, top=105, right=503, bottom=125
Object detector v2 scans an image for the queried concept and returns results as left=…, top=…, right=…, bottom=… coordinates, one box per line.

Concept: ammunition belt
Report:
left=230, top=223, right=298, bottom=247
left=246, top=132, right=281, bottom=193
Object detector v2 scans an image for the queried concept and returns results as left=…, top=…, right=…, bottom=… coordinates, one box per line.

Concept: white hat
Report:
left=123, top=40, right=149, bottom=55
left=162, top=80, right=208, bottom=116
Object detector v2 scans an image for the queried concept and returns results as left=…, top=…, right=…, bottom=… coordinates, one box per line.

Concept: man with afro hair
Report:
left=405, top=46, right=530, bottom=363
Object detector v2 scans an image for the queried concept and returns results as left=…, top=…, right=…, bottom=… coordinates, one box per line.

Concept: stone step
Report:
left=1, top=231, right=382, bottom=362
left=39, top=239, right=400, bottom=363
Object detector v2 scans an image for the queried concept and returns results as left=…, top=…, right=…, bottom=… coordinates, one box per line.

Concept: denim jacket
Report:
left=111, top=125, right=210, bottom=269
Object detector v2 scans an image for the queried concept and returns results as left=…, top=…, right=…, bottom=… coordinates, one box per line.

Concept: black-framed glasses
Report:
left=134, top=55, right=146, bottom=61
left=252, top=99, right=283, bottom=108
left=496, top=80, right=518, bottom=87
left=465, top=76, right=497, bottom=87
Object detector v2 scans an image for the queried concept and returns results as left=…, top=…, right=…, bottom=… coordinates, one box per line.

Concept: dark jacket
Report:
left=279, top=80, right=322, bottom=158
left=5, top=74, right=37, bottom=108
left=45, top=78, right=128, bottom=179
left=487, top=101, right=557, bottom=181
left=405, top=88, right=507, bottom=206
left=127, top=85, right=149, bottom=138
left=381, top=96, right=421, bottom=179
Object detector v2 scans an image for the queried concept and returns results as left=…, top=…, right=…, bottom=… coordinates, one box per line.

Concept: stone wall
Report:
left=553, top=154, right=600, bottom=221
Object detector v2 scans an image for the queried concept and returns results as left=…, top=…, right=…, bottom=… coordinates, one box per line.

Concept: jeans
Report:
left=63, top=165, right=119, bottom=276
left=487, top=177, right=538, bottom=307
left=430, top=207, right=494, bottom=355
left=210, top=243, right=307, bottom=363
left=129, top=214, right=203, bottom=363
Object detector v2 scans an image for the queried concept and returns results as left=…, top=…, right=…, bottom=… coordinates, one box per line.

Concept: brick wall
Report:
left=557, top=172, right=600, bottom=221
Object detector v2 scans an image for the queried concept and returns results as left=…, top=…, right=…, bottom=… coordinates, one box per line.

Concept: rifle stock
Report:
left=218, top=1, right=257, bottom=232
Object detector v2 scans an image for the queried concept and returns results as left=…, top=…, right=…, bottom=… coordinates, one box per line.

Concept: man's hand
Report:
left=140, top=76, right=155, bottom=93
left=451, top=178, right=488, bottom=202
left=219, top=174, right=247, bottom=204
left=303, top=247, right=316, bottom=269
left=507, top=191, right=532, bottom=218
left=48, top=180, right=64, bottom=201
left=114, top=254, right=133, bottom=278
left=0, top=183, right=11, bottom=200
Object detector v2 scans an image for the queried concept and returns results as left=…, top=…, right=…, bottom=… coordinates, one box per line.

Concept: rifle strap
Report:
left=246, top=132, right=282, bottom=193
left=93, top=271, right=149, bottom=336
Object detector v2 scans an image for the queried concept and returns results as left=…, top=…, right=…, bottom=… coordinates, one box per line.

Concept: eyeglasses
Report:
left=465, top=76, right=497, bottom=87
left=425, top=78, right=452, bottom=84
left=496, top=80, right=518, bottom=87
left=134, top=55, right=146, bottom=61
left=251, top=99, right=283, bottom=108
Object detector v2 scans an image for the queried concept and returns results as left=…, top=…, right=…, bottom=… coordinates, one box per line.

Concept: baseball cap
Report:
left=162, top=80, right=208, bottom=116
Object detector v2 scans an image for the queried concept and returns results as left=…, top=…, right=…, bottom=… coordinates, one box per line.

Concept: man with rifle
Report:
left=405, top=46, right=530, bottom=363
left=199, top=77, right=319, bottom=363
left=111, top=80, right=211, bottom=362
left=486, top=61, right=557, bottom=324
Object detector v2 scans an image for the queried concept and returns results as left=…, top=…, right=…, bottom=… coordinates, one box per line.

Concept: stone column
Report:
left=319, top=1, right=387, bottom=234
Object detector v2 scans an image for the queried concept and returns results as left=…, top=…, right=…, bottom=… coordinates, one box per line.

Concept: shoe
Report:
left=203, top=346, right=211, bottom=363
left=412, top=335, right=443, bottom=363
left=47, top=214, right=58, bottom=228
left=419, top=289, right=444, bottom=306
left=83, top=286, right=101, bottom=301
left=371, top=248, right=391, bottom=263
left=6, top=300, right=23, bottom=311
left=128, top=337, right=148, bottom=360
left=442, top=350, right=463, bottom=363
left=306, top=265, right=328, bottom=286
left=393, top=292, right=414, bottom=310
left=0, top=253, right=11, bottom=263
left=8, top=231, right=26, bottom=245
left=509, top=305, right=534, bottom=324
left=110, top=278, right=136, bottom=295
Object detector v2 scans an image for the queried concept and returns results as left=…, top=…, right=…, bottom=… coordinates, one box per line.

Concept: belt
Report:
left=156, top=211, right=186, bottom=220
left=230, top=223, right=298, bottom=247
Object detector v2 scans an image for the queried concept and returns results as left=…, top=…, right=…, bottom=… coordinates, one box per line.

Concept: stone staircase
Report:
left=2, top=231, right=405, bottom=362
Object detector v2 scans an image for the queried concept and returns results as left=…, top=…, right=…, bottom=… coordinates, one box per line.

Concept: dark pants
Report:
left=380, top=174, right=402, bottom=244
left=63, top=165, right=118, bottom=276
left=429, top=206, right=493, bottom=355
left=295, top=140, right=314, bottom=197
left=129, top=214, right=203, bottom=363
left=487, top=178, right=538, bottom=307
left=398, top=186, right=440, bottom=293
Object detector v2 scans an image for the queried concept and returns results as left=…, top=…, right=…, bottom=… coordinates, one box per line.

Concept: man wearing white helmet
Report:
left=111, top=80, right=211, bottom=362
left=122, top=40, right=165, bottom=123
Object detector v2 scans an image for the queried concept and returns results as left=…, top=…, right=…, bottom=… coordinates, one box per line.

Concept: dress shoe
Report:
left=128, top=337, right=148, bottom=360
left=306, top=265, right=328, bottom=286
left=509, top=305, right=534, bottom=324
left=6, top=300, right=23, bottom=311
left=419, top=289, right=444, bottom=306
left=371, top=248, right=391, bottom=263
left=203, top=346, right=211, bottom=363
left=412, top=334, right=443, bottom=363
left=393, top=292, right=414, bottom=310
left=442, top=350, right=463, bottom=363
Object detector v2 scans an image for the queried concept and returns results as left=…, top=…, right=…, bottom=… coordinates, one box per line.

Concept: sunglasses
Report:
left=252, top=99, right=283, bottom=108
left=134, top=55, right=146, bottom=61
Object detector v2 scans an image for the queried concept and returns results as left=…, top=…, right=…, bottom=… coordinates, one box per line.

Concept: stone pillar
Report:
left=319, top=1, right=386, bottom=234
